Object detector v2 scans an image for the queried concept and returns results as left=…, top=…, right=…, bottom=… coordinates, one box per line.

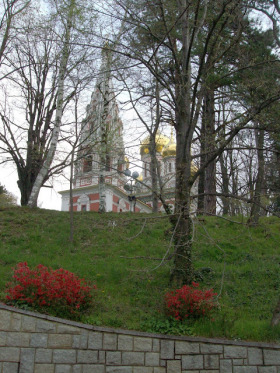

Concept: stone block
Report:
left=82, top=365, right=105, bottom=373
left=53, top=349, right=76, bottom=364
left=2, top=362, right=19, bottom=373
left=182, top=355, right=203, bottom=370
left=259, top=368, right=278, bottom=373
left=106, top=367, right=132, bottom=373
left=118, top=335, right=133, bottom=351
left=36, top=320, right=56, bottom=333
left=182, top=371, right=199, bottom=373
left=153, top=368, right=166, bottom=373
left=122, top=352, right=144, bottom=366
left=175, top=341, right=199, bottom=354
left=152, top=339, right=160, bottom=352
left=73, top=365, right=82, bottom=373
left=99, top=351, right=106, bottom=363
left=134, top=337, right=152, bottom=352
left=220, top=359, right=233, bottom=373
left=88, top=332, right=103, bottom=350
left=0, top=311, right=11, bottom=331
left=0, top=332, right=7, bottom=346
left=35, top=349, right=53, bottom=363
left=22, top=316, right=36, bottom=332
left=48, top=334, right=72, bottom=348
left=77, top=350, right=98, bottom=364
left=72, top=333, right=88, bottom=349
left=106, top=351, right=121, bottom=365
left=56, top=324, right=80, bottom=334
left=232, top=359, right=244, bottom=366
left=72, top=335, right=80, bottom=348
left=200, top=343, right=223, bottom=354
left=30, top=333, right=48, bottom=348
left=233, top=367, right=257, bottom=373
left=19, top=348, right=35, bottom=373
left=7, top=332, right=30, bottom=347
left=104, top=333, right=117, bottom=350
left=167, top=360, right=181, bottom=373
left=34, top=364, right=55, bottom=373
left=80, top=332, right=89, bottom=349
left=145, top=352, right=160, bottom=366
left=204, top=354, right=219, bottom=369
left=264, top=349, right=280, bottom=365
left=160, top=340, right=174, bottom=359
left=0, top=347, right=20, bottom=362
left=55, top=364, right=72, bottom=373
left=224, top=346, right=247, bottom=359
left=10, top=314, right=21, bottom=331
left=133, top=367, right=153, bottom=373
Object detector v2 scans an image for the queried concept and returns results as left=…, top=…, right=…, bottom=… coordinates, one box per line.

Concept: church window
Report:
left=169, top=162, right=172, bottom=173
left=83, top=156, right=92, bottom=173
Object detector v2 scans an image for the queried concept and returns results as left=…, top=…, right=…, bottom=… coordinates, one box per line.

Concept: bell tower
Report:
left=73, top=45, right=127, bottom=193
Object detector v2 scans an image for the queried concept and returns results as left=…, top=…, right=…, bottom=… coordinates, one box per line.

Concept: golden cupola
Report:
left=140, top=133, right=170, bottom=156
left=162, top=129, right=176, bottom=157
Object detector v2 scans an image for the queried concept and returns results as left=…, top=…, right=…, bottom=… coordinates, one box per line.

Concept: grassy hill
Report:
left=0, top=207, right=279, bottom=342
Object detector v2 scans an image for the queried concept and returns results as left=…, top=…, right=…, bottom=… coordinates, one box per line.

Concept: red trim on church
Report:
left=90, top=202, right=99, bottom=211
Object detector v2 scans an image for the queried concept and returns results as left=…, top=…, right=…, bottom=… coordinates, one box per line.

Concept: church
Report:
left=59, top=48, right=197, bottom=213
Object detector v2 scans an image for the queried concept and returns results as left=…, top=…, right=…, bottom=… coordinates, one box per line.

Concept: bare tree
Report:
left=0, top=0, right=97, bottom=207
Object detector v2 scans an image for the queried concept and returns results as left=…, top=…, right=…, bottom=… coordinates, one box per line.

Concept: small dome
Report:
left=136, top=174, right=143, bottom=182
left=191, top=163, right=198, bottom=175
left=124, top=156, right=129, bottom=169
left=140, top=133, right=170, bottom=156
left=162, top=129, right=176, bottom=157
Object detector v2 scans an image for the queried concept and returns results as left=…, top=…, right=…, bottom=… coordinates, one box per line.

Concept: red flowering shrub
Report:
left=165, top=282, right=217, bottom=321
left=5, top=262, right=95, bottom=320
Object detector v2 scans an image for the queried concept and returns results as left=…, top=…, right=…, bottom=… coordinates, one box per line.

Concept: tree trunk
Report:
left=149, top=136, right=159, bottom=213
left=98, top=48, right=112, bottom=213
left=170, top=94, right=194, bottom=286
left=219, top=153, right=230, bottom=215
left=170, top=134, right=193, bottom=286
left=204, top=88, right=216, bottom=215
left=248, top=128, right=265, bottom=225
left=198, top=106, right=205, bottom=215
left=69, top=148, right=75, bottom=242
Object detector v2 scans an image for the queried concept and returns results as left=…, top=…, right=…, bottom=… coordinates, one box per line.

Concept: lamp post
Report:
left=124, top=169, right=139, bottom=212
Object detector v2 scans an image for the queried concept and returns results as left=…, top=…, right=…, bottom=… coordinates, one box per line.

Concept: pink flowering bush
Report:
left=165, top=282, right=217, bottom=321
left=5, top=262, right=95, bottom=320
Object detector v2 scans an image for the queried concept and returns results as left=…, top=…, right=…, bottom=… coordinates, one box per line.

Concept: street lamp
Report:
left=124, top=169, right=139, bottom=212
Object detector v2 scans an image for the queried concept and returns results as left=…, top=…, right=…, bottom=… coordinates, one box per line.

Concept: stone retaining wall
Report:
left=0, top=303, right=279, bottom=373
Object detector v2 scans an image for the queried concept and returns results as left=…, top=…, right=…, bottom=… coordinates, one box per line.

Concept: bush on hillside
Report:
left=5, top=262, right=95, bottom=320
left=165, top=282, right=217, bottom=321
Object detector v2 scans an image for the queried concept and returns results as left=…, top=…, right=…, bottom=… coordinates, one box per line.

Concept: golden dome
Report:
left=136, top=174, right=143, bottom=182
left=124, top=156, right=129, bottom=169
left=140, top=133, right=170, bottom=156
left=162, top=129, right=176, bottom=157
left=191, top=163, right=198, bottom=175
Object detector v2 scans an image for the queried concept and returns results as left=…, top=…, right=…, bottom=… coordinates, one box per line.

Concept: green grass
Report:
left=0, top=207, right=279, bottom=342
